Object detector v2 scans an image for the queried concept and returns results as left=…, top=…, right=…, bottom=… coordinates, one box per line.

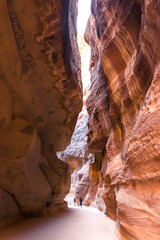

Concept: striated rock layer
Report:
left=0, top=0, right=82, bottom=228
left=86, top=0, right=160, bottom=239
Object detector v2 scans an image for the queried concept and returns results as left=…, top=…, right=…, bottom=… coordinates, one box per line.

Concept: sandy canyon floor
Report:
left=0, top=206, right=118, bottom=240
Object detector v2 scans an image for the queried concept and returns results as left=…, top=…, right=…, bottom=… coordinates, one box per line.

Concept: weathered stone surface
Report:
left=88, top=186, right=106, bottom=213
left=58, top=86, right=105, bottom=206
left=0, top=0, right=82, bottom=227
left=86, top=0, right=160, bottom=239
left=0, top=189, right=22, bottom=229
left=58, top=87, right=93, bottom=204
left=57, top=103, right=89, bottom=174
left=75, top=161, right=91, bottom=200
left=85, top=14, right=111, bottom=154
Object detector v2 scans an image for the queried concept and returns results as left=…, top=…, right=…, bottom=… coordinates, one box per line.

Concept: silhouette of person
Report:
left=79, top=197, right=83, bottom=207
left=73, top=197, right=76, bottom=206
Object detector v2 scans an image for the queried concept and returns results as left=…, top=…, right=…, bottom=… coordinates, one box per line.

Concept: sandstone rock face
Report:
left=58, top=87, right=94, bottom=204
left=0, top=0, right=82, bottom=227
left=57, top=103, right=89, bottom=174
left=0, top=189, right=22, bottom=229
left=58, top=88, right=104, bottom=208
left=86, top=0, right=160, bottom=239
left=57, top=106, right=90, bottom=204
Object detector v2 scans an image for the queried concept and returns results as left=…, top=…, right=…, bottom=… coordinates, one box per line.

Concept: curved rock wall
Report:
left=86, top=0, right=160, bottom=239
left=0, top=0, right=82, bottom=227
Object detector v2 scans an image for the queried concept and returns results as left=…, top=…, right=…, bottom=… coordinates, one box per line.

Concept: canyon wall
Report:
left=0, top=0, right=82, bottom=228
left=57, top=87, right=93, bottom=205
left=86, top=0, right=160, bottom=239
left=58, top=87, right=105, bottom=209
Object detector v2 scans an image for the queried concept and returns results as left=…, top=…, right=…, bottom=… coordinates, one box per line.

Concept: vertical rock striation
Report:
left=86, top=0, right=160, bottom=239
left=0, top=0, right=82, bottom=227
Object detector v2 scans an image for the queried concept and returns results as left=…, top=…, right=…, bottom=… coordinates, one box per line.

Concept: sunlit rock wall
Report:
left=0, top=0, right=82, bottom=227
left=57, top=104, right=89, bottom=174
left=58, top=87, right=94, bottom=204
left=86, top=0, right=160, bottom=239
left=58, top=86, right=105, bottom=208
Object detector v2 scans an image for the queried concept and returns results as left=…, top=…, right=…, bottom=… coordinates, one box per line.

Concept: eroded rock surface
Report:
left=0, top=0, right=82, bottom=227
left=57, top=103, right=89, bottom=174
left=86, top=0, right=160, bottom=239
left=58, top=87, right=105, bottom=208
left=58, top=87, right=93, bottom=204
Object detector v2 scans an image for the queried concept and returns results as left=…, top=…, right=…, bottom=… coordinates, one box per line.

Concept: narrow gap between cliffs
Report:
left=65, top=0, right=92, bottom=206
left=57, top=0, right=92, bottom=207
left=77, top=0, right=91, bottom=92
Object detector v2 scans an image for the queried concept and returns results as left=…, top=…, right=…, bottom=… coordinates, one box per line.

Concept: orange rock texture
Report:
left=86, top=0, right=160, bottom=239
left=0, top=0, right=82, bottom=228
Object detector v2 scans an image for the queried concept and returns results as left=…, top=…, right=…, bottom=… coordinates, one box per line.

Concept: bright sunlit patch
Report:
left=77, top=0, right=91, bottom=91
left=77, top=0, right=91, bottom=35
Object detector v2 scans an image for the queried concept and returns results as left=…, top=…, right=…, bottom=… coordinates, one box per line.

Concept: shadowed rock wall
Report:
left=0, top=0, right=82, bottom=228
left=86, top=0, right=160, bottom=239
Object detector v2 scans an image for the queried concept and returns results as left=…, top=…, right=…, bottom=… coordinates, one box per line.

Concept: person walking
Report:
left=73, top=197, right=76, bottom=206
left=79, top=197, right=83, bottom=208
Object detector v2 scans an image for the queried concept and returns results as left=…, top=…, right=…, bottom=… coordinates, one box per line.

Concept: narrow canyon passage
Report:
left=0, top=206, right=118, bottom=240
left=0, top=0, right=160, bottom=239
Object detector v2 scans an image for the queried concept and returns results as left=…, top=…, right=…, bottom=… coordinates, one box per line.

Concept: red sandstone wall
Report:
left=86, top=0, right=160, bottom=239
left=0, top=0, right=82, bottom=228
